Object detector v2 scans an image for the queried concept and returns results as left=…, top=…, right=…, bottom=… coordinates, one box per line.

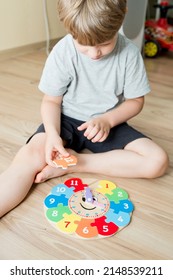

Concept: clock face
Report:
left=44, top=177, right=134, bottom=239
left=68, top=190, right=110, bottom=219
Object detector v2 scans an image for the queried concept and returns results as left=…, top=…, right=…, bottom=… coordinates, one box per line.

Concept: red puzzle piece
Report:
left=91, top=216, right=119, bottom=236
left=64, top=178, right=88, bottom=192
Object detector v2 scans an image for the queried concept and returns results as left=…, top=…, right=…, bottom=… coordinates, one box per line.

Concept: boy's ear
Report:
left=125, top=6, right=128, bottom=13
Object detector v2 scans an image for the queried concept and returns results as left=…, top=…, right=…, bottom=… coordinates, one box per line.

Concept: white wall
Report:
left=0, top=0, right=66, bottom=52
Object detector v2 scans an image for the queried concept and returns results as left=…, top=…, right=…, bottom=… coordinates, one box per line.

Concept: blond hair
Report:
left=57, top=0, right=127, bottom=46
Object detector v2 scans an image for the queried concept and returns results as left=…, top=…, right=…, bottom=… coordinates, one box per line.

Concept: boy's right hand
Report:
left=45, top=132, right=69, bottom=167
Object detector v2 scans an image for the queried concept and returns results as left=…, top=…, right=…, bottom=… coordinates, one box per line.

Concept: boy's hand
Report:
left=45, top=132, right=69, bottom=166
left=77, top=117, right=111, bottom=143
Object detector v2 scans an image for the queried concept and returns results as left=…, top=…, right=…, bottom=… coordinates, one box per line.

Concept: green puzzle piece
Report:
left=46, top=204, right=71, bottom=222
left=106, top=187, right=128, bottom=203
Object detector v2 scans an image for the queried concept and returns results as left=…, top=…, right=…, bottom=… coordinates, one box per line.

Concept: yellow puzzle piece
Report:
left=56, top=213, right=81, bottom=234
left=96, top=180, right=117, bottom=195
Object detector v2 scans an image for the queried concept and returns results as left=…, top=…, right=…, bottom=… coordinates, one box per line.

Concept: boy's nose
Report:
left=89, top=47, right=101, bottom=60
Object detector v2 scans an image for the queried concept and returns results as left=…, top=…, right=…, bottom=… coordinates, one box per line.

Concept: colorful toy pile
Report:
left=145, top=1, right=173, bottom=57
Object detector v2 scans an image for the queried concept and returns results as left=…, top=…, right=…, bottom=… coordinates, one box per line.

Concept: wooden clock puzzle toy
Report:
left=44, top=177, right=134, bottom=239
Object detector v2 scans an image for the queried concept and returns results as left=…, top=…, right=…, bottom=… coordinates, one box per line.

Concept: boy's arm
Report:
left=103, top=96, right=144, bottom=128
left=78, top=96, right=144, bottom=143
left=41, top=94, right=69, bottom=165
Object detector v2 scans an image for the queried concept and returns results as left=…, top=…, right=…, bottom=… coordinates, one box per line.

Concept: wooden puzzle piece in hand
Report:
left=53, top=155, right=77, bottom=169
left=44, top=178, right=134, bottom=239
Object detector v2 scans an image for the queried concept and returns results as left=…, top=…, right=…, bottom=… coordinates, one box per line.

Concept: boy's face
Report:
left=73, top=35, right=117, bottom=60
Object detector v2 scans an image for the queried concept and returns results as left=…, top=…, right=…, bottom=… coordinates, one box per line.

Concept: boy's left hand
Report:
left=77, top=117, right=111, bottom=143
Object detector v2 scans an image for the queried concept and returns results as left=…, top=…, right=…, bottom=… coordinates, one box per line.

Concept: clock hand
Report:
left=85, top=187, right=105, bottom=208
left=92, top=201, right=105, bottom=208
left=85, top=187, right=93, bottom=203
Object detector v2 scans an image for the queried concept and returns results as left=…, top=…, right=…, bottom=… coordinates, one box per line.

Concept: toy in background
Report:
left=145, top=1, right=173, bottom=57
left=44, top=178, right=134, bottom=239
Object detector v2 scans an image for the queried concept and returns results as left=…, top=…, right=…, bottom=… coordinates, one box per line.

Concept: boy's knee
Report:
left=21, top=140, right=45, bottom=168
left=146, top=150, right=169, bottom=179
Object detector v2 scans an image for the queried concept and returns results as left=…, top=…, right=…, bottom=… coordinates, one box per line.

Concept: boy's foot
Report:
left=34, top=165, right=68, bottom=183
left=34, top=149, right=78, bottom=183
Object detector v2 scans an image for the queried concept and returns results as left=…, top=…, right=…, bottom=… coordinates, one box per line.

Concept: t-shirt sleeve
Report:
left=123, top=47, right=150, bottom=99
left=38, top=45, right=72, bottom=96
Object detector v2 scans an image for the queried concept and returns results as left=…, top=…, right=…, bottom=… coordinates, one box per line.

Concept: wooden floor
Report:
left=0, top=48, right=173, bottom=260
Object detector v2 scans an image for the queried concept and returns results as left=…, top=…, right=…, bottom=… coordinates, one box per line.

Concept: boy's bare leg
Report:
left=35, top=138, right=169, bottom=182
left=0, top=136, right=168, bottom=217
left=0, top=133, right=66, bottom=218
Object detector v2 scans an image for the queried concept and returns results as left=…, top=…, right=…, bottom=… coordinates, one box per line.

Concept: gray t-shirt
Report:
left=39, top=33, right=150, bottom=121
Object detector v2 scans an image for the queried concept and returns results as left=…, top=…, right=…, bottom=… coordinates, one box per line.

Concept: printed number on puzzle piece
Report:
left=74, top=218, right=98, bottom=238
left=51, top=183, right=75, bottom=199
left=57, top=213, right=81, bottom=234
left=46, top=205, right=71, bottom=222
left=64, top=178, right=88, bottom=192
left=91, top=216, right=119, bottom=236
left=44, top=194, right=68, bottom=208
left=106, top=187, right=128, bottom=203
left=95, top=180, right=116, bottom=195
left=109, top=199, right=134, bottom=214
left=53, top=155, right=77, bottom=169
left=106, top=209, right=131, bottom=227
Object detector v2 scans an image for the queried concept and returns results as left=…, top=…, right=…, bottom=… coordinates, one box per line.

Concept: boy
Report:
left=0, top=0, right=168, bottom=217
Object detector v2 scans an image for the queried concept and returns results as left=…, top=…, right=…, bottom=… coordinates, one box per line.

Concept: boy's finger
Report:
left=55, top=145, right=69, bottom=157
left=77, top=122, right=88, bottom=131
left=91, top=130, right=104, bottom=143
left=85, top=126, right=98, bottom=139
left=46, top=152, right=55, bottom=167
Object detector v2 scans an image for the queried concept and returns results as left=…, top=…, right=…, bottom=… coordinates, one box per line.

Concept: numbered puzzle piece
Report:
left=46, top=204, right=71, bottom=222
left=57, top=213, right=81, bottom=234
left=64, top=178, right=88, bottom=192
left=51, top=183, right=75, bottom=199
left=96, top=180, right=116, bottom=195
left=106, top=209, right=131, bottom=227
left=109, top=201, right=121, bottom=214
left=91, top=216, right=119, bottom=237
left=119, top=199, right=134, bottom=213
left=109, top=199, right=134, bottom=214
left=106, top=187, right=128, bottom=203
left=74, top=218, right=98, bottom=238
left=53, top=155, right=77, bottom=169
left=44, top=194, right=68, bottom=208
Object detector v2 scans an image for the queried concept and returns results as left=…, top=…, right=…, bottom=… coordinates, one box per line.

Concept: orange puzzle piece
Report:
left=53, top=155, right=77, bottom=169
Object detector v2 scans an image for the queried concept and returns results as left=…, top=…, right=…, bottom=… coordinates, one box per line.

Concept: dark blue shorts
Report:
left=27, top=114, right=148, bottom=153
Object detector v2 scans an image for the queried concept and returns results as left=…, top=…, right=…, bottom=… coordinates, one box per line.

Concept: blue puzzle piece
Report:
left=119, top=199, right=134, bottom=213
left=105, top=209, right=131, bottom=227
left=110, top=201, right=121, bottom=214
left=44, top=194, right=60, bottom=208
left=56, top=194, right=68, bottom=206
left=44, top=193, right=68, bottom=208
left=105, top=208, right=117, bottom=223
left=109, top=199, right=134, bottom=214
left=51, top=184, right=75, bottom=199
